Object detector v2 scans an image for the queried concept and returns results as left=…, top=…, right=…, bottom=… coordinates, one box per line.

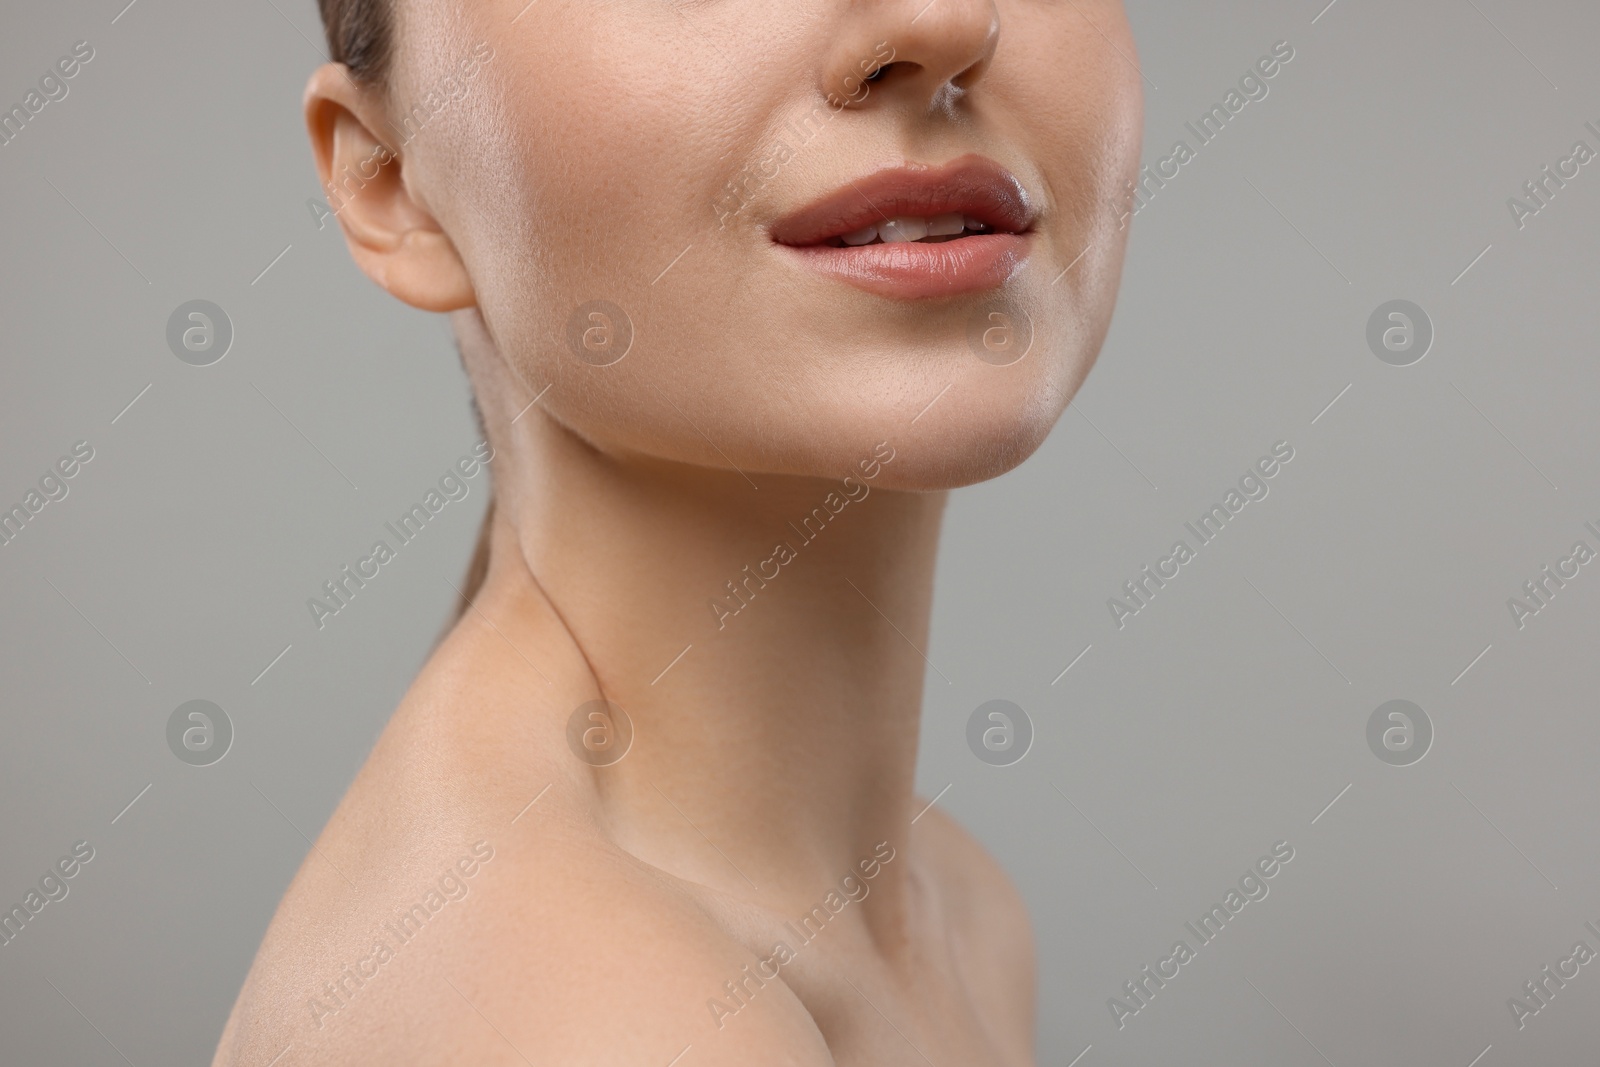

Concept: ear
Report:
left=303, top=64, right=475, bottom=312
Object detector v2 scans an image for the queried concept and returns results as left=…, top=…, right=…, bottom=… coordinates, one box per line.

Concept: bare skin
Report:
left=212, top=434, right=1036, bottom=1066
left=214, top=0, right=1141, bottom=1062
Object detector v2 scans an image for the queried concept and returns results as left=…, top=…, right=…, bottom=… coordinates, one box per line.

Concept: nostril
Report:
left=865, top=60, right=909, bottom=83
left=950, top=58, right=988, bottom=91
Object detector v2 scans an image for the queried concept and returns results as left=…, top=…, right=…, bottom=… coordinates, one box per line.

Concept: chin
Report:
left=871, top=380, right=1075, bottom=492
left=729, top=341, right=1089, bottom=494
left=705, top=260, right=1114, bottom=492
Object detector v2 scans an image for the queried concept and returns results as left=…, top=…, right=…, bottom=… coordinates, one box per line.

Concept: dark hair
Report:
left=318, top=0, right=393, bottom=84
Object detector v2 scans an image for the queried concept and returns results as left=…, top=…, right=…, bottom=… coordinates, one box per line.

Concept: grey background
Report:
left=3, top=0, right=1597, bottom=1063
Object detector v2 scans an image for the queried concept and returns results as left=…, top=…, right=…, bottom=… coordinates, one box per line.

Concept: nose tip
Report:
left=898, top=0, right=1001, bottom=100
left=824, top=0, right=1001, bottom=112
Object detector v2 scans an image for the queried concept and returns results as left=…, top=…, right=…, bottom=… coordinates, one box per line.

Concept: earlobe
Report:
left=370, top=227, right=476, bottom=312
left=303, top=64, right=476, bottom=313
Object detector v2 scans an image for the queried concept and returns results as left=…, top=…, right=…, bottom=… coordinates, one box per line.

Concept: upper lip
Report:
left=769, top=155, right=1036, bottom=247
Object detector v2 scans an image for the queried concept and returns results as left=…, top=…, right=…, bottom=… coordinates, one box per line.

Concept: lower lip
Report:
left=778, top=234, right=1029, bottom=300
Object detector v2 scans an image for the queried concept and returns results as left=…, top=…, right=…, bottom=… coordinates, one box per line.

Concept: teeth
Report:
left=879, top=217, right=929, bottom=243
left=834, top=213, right=996, bottom=246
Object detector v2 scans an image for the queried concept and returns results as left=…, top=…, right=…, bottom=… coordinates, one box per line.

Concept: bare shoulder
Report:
left=214, top=822, right=837, bottom=1066
left=912, top=804, right=1038, bottom=1039
left=213, top=615, right=835, bottom=1066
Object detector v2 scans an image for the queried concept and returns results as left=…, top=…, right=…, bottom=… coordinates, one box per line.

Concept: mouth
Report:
left=815, top=213, right=1002, bottom=247
left=769, top=155, right=1036, bottom=300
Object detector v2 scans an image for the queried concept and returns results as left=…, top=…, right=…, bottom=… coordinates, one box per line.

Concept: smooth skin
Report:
left=213, top=1, right=1141, bottom=1063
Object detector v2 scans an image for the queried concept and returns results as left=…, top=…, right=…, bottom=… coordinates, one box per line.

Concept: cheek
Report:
left=456, top=11, right=822, bottom=459
left=1015, top=27, right=1141, bottom=381
left=469, top=2, right=778, bottom=280
left=1003, top=18, right=1143, bottom=237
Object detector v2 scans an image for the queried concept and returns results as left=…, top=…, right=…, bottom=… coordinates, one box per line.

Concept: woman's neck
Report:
left=479, top=403, right=947, bottom=927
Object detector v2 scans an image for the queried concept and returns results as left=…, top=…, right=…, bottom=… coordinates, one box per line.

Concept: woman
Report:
left=215, top=0, right=1141, bottom=1062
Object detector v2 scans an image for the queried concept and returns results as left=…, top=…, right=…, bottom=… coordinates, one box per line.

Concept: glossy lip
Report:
left=769, top=155, right=1036, bottom=300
